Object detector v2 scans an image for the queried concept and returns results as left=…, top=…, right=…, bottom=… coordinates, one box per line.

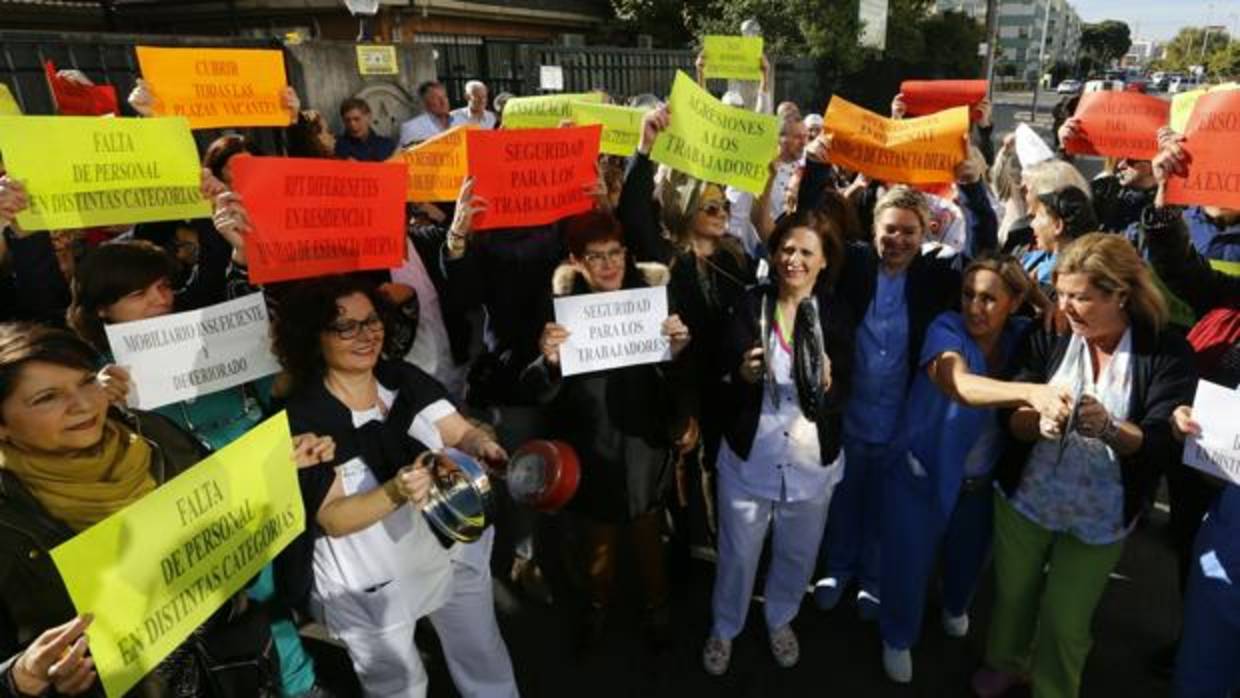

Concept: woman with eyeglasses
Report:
left=272, top=274, right=518, bottom=698
left=0, top=323, right=335, bottom=697
left=523, top=211, right=692, bottom=650
left=972, top=234, right=1195, bottom=698
left=701, top=209, right=852, bottom=675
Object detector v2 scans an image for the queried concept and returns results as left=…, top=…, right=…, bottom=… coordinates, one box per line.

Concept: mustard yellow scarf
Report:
left=1, top=419, right=156, bottom=532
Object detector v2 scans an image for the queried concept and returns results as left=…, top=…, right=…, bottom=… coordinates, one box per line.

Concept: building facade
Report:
left=935, top=0, right=1082, bottom=81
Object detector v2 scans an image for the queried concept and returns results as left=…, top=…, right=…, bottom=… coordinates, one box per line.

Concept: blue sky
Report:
left=1073, top=0, right=1238, bottom=41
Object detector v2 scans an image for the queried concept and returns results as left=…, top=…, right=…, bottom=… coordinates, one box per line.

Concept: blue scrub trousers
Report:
left=878, top=457, right=993, bottom=649
left=818, top=437, right=895, bottom=596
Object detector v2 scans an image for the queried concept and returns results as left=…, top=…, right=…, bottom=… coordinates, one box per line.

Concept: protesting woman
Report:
left=702, top=209, right=852, bottom=675
left=814, top=186, right=961, bottom=619
left=878, top=256, right=1068, bottom=683
left=1019, top=184, right=1098, bottom=289
left=522, top=211, right=692, bottom=649
left=973, top=234, right=1196, bottom=698
left=273, top=275, right=518, bottom=698
left=0, top=324, right=332, bottom=696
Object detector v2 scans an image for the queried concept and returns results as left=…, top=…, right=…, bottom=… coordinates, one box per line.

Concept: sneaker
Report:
left=509, top=556, right=553, bottom=605
left=857, top=589, right=880, bottom=621
left=942, top=609, right=969, bottom=638
left=882, top=643, right=912, bottom=683
left=812, top=576, right=846, bottom=610
left=971, top=666, right=1023, bottom=697
left=702, top=636, right=732, bottom=676
left=769, top=624, right=800, bottom=668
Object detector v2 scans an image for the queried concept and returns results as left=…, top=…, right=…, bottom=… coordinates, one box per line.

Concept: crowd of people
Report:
left=0, top=56, right=1237, bottom=698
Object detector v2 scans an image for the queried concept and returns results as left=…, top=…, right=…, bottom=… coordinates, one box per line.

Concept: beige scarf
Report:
left=1, top=419, right=156, bottom=531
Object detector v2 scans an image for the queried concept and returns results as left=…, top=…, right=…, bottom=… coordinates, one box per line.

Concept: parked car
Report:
left=1084, top=79, right=1124, bottom=93
left=1169, top=76, right=1201, bottom=94
left=1056, top=79, right=1082, bottom=95
left=1124, top=79, right=1148, bottom=93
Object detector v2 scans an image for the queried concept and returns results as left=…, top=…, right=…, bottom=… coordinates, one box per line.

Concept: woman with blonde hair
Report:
left=879, top=255, right=1068, bottom=683
left=973, top=233, right=1197, bottom=697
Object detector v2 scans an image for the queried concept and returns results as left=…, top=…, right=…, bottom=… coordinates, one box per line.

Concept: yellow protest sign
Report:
left=0, top=83, right=19, bottom=115
left=649, top=71, right=779, bottom=195
left=824, top=95, right=968, bottom=184
left=0, top=116, right=209, bottom=232
left=357, top=45, right=399, bottom=75
left=1171, top=82, right=1240, bottom=133
left=393, top=123, right=473, bottom=202
left=501, top=92, right=605, bottom=129
left=135, top=46, right=289, bottom=129
left=568, top=101, right=646, bottom=156
left=50, top=412, right=304, bottom=698
left=702, top=35, right=764, bottom=81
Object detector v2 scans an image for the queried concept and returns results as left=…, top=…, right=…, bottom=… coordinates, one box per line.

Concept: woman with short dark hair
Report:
left=272, top=274, right=519, bottom=697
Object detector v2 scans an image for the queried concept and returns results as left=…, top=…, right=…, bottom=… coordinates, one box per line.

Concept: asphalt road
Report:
left=306, top=500, right=1184, bottom=698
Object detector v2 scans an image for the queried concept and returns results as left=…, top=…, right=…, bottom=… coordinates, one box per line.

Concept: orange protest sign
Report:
left=1166, top=90, right=1240, bottom=210
left=900, top=80, right=987, bottom=117
left=465, top=125, right=601, bottom=231
left=230, top=156, right=407, bottom=284
left=824, top=96, right=968, bottom=184
left=135, top=46, right=289, bottom=129
left=1063, top=91, right=1168, bottom=161
left=392, top=124, right=473, bottom=202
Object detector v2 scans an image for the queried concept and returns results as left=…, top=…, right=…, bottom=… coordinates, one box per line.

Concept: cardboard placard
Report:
left=230, top=156, right=407, bottom=283
left=105, top=293, right=280, bottom=410
left=1183, top=380, right=1240, bottom=485
left=1165, top=90, right=1240, bottom=210
left=501, top=92, right=604, bottom=130
left=1063, top=90, right=1169, bottom=160
left=900, top=80, right=987, bottom=117
left=465, top=125, right=601, bottom=231
left=0, top=115, right=209, bottom=232
left=44, top=60, right=118, bottom=116
left=701, top=35, right=764, bottom=81
left=649, top=70, right=779, bottom=195
left=393, top=124, right=473, bottom=202
left=135, top=46, right=289, bottom=130
left=568, top=101, right=645, bottom=157
left=554, top=286, right=671, bottom=376
left=50, top=412, right=303, bottom=698
left=823, top=95, right=968, bottom=184
left=0, top=83, right=20, bottom=115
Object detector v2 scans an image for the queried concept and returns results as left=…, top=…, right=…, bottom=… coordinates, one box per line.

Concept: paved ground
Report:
left=308, top=500, right=1184, bottom=698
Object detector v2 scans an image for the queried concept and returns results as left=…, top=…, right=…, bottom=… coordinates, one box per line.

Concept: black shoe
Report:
left=643, top=604, right=673, bottom=653
left=577, top=604, right=608, bottom=653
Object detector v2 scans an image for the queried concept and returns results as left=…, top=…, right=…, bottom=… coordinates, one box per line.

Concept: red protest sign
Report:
left=900, top=80, right=987, bottom=117
left=1063, top=90, right=1169, bottom=161
left=466, top=125, right=601, bottom=231
left=230, top=156, right=407, bottom=284
left=44, top=61, right=118, bottom=116
left=1166, top=90, right=1240, bottom=210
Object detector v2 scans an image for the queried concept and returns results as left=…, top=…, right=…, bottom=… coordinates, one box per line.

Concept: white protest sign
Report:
left=1183, top=380, right=1240, bottom=485
left=553, top=286, right=671, bottom=377
left=1015, top=123, right=1055, bottom=168
left=105, top=292, right=280, bottom=409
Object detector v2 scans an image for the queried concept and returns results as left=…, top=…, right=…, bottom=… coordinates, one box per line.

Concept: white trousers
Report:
left=710, top=471, right=834, bottom=640
left=318, top=555, right=518, bottom=698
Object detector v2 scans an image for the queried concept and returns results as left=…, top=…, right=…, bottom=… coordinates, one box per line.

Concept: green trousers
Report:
left=986, top=493, right=1125, bottom=698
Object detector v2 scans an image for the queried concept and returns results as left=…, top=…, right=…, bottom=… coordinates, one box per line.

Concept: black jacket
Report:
left=834, top=242, right=962, bottom=379
left=996, top=323, right=1197, bottom=526
left=520, top=263, right=691, bottom=522
left=0, top=410, right=209, bottom=697
left=720, top=283, right=855, bottom=466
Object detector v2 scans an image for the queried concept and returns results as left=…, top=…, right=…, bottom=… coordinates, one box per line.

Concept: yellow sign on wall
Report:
left=357, top=45, right=399, bottom=76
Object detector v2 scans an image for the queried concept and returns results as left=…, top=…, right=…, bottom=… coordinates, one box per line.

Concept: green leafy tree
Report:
left=1080, top=20, right=1132, bottom=66
left=1155, top=26, right=1233, bottom=75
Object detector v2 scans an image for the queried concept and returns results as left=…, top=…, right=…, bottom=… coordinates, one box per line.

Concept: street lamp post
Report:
left=1029, top=0, right=1054, bottom=122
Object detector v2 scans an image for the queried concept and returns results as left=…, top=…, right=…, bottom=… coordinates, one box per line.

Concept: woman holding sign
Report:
left=0, top=324, right=333, bottom=696
left=522, top=211, right=693, bottom=650
left=273, top=275, right=518, bottom=698
left=702, top=209, right=852, bottom=675
left=973, top=234, right=1195, bottom=698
